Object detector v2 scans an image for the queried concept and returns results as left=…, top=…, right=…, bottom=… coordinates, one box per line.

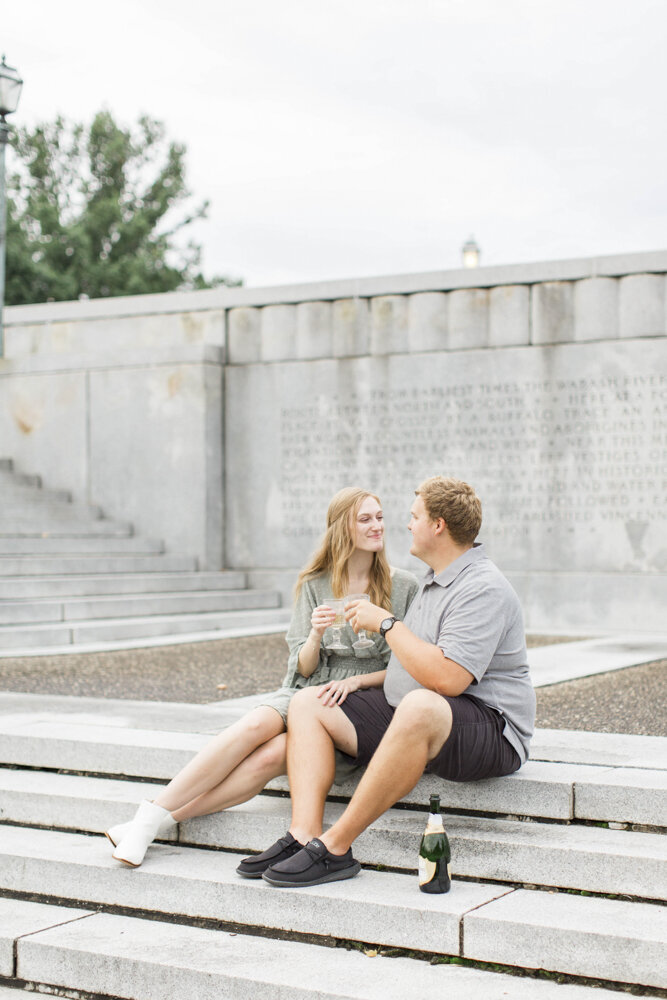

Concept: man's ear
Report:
left=433, top=517, right=447, bottom=536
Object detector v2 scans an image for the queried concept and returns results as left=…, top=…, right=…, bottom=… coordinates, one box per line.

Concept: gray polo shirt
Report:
left=383, top=543, right=535, bottom=763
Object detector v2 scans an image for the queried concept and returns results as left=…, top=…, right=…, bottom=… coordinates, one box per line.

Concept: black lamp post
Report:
left=0, top=55, right=23, bottom=357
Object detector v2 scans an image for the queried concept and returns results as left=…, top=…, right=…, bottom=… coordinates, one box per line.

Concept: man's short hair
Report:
left=416, top=476, right=482, bottom=545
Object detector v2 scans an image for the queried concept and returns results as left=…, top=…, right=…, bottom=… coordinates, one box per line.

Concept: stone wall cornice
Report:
left=5, top=248, right=667, bottom=325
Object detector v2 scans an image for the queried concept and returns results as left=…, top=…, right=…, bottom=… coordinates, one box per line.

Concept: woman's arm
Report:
left=296, top=603, right=335, bottom=678
left=284, top=579, right=337, bottom=685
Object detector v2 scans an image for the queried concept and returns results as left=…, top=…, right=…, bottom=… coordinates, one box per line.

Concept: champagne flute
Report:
left=345, top=593, right=375, bottom=649
left=324, top=597, right=347, bottom=650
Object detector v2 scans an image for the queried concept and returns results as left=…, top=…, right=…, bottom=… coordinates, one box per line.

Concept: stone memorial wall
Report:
left=2, top=250, right=666, bottom=632
left=227, top=344, right=667, bottom=574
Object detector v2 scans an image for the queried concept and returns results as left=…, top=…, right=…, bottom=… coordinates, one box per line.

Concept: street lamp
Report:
left=461, top=235, right=481, bottom=269
left=0, top=55, right=23, bottom=357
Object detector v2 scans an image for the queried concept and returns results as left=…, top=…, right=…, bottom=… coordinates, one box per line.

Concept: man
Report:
left=237, top=476, right=535, bottom=887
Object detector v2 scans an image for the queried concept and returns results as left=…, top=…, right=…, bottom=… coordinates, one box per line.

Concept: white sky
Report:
left=6, top=0, right=667, bottom=288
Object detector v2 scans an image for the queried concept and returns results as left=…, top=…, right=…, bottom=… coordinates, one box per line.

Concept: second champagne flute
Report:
left=345, top=593, right=375, bottom=649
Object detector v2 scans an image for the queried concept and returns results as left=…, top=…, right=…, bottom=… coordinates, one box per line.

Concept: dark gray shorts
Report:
left=339, top=687, right=521, bottom=783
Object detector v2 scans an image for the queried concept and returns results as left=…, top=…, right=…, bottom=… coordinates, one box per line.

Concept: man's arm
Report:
left=346, top=601, right=473, bottom=696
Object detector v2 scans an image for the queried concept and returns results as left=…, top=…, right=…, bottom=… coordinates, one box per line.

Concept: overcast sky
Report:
left=6, top=0, right=667, bottom=288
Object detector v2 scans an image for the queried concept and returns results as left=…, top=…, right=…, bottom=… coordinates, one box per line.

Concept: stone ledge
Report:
left=0, top=826, right=507, bottom=958
left=464, top=888, right=667, bottom=989
left=0, top=897, right=93, bottom=977
left=13, top=907, right=637, bottom=1000
left=6, top=249, right=667, bottom=320
left=531, top=729, right=667, bottom=770
left=1, top=785, right=664, bottom=898
left=0, top=722, right=627, bottom=819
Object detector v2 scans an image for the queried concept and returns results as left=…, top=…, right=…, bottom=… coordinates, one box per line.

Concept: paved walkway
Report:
left=0, top=631, right=665, bottom=737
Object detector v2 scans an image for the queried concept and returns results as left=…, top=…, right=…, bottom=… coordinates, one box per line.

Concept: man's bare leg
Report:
left=320, top=688, right=452, bottom=856
left=285, top=687, right=358, bottom=846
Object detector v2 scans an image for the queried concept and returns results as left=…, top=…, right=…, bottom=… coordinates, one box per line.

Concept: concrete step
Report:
left=0, top=485, right=72, bottom=502
left=0, top=830, right=665, bottom=991
left=532, top=728, right=667, bottom=770
left=0, top=606, right=289, bottom=648
left=461, top=886, right=666, bottom=989
left=0, top=589, right=281, bottom=625
left=0, top=771, right=664, bottom=899
left=0, top=553, right=198, bottom=576
left=1, top=712, right=664, bottom=827
left=0, top=521, right=134, bottom=538
left=0, top=824, right=508, bottom=957
left=0, top=570, right=247, bottom=598
left=0, top=535, right=165, bottom=555
left=1, top=899, right=637, bottom=1000
left=0, top=501, right=104, bottom=520
left=0, top=469, right=41, bottom=488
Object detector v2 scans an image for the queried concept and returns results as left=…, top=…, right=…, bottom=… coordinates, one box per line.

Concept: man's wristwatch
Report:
left=379, top=616, right=398, bottom=638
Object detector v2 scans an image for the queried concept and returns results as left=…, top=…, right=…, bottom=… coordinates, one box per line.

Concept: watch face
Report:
left=381, top=617, right=395, bottom=635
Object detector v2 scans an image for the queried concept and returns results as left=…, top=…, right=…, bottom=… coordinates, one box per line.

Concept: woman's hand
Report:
left=344, top=599, right=387, bottom=635
left=311, top=604, right=336, bottom=637
left=317, top=675, right=361, bottom=707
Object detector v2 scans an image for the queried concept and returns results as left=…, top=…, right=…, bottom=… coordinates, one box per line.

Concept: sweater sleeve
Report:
left=282, top=578, right=326, bottom=688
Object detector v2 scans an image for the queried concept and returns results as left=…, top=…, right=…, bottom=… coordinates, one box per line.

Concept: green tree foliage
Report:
left=5, top=110, right=241, bottom=304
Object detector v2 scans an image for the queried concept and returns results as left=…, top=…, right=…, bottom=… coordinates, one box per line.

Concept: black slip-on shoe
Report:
left=236, top=832, right=304, bottom=879
left=262, top=838, right=361, bottom=887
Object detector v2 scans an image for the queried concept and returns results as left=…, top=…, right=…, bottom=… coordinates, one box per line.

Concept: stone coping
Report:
left=5, top=248, right=667, bottom=321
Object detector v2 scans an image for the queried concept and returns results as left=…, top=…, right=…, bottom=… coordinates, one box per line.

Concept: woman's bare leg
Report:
left=153, top=706, right=285, bottom=814
left=172, top=733, right=287, bottom=820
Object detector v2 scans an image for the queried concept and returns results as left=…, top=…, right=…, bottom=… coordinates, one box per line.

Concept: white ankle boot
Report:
left=111, top=800, right=176, bottom=867
left=106, top=811, right=176, bottom=849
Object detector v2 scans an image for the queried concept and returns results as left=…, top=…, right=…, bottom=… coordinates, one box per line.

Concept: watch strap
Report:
left=380, top=616, right=398, bottom=637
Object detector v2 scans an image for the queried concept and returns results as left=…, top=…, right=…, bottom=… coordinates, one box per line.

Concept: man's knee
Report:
left=392, top=689, right=453, bottom=754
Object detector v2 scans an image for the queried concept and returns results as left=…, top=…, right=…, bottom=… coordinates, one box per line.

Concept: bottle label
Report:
left=419, top=858, right=452, bottom=886
left=419, top=856, right=436, bottom=885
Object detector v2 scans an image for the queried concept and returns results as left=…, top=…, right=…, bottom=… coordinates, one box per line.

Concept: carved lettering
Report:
left=278, top=371, right=667, bottom=536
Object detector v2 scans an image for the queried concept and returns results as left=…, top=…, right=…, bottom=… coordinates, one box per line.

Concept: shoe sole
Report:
left=236, top=839, right=305, bottom=879
left=112, top=853, right=141, bottom=868
left=262, top=861, right=361, bottom=888
left=236, top=867, right=265, bottom=879
left=104, top=831, right=118, bottom=848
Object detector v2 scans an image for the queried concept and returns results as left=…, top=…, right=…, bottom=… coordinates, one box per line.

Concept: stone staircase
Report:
left=0, top=459, right=289, bottom=651
left=0, top=692, right=665, bottom=998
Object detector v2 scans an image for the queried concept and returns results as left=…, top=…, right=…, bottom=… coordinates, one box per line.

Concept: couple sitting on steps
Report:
left=107, top=476, right=535, bottom=888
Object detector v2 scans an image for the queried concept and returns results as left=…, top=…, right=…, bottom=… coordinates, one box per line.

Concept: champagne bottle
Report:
left=418, top=793, right=451, bottom=893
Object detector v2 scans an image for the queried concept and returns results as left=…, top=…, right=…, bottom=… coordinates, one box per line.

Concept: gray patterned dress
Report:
left=259, top=567, right=419, bottom=724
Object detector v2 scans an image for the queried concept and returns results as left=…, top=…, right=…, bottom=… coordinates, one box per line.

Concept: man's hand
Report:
left=344, top=599, right=387, bottom=635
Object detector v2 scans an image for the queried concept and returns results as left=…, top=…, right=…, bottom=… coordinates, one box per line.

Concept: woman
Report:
left=107, top=486, right=418, bottom=867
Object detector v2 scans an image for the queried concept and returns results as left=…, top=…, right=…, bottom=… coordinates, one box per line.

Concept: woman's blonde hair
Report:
left=295, top=487, right=393, bottom=610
